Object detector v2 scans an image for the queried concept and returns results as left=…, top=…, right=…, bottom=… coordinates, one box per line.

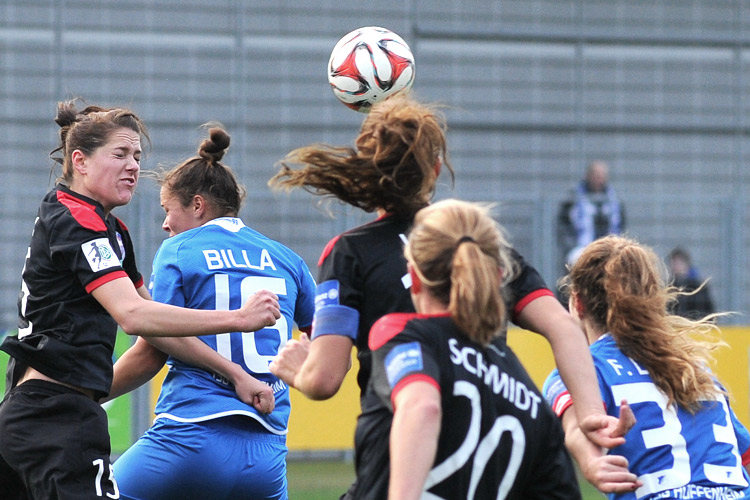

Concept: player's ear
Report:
left=192, top=194, right=206, bottom=218
left=71, top=149, right=87, bottom=175
left=433, top=157, right=442, bottom=178
left=569, top=292, right=584, bottom=319
left=408, top=263, right=421, bottom=295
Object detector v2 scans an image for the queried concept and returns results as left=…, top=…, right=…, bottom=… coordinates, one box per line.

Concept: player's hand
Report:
left=239, top=290, right=280, bottom=331
left=581, top=454, right=642, bottom=494
left=580, top=400, right=636, bottom=449
left=612, top=400, right=635, bottom=438
left=269, top=332, right=311, bottom=388
left=233, top=371, right=275, bottom=414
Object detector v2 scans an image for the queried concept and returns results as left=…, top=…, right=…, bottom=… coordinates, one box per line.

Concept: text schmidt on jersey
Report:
left=449, top=339, right=542, bottom=418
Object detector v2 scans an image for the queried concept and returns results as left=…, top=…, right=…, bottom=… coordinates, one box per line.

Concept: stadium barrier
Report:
left=0, top=327, right=747, bottom=453
left=284, top=326, right=750, bottom=451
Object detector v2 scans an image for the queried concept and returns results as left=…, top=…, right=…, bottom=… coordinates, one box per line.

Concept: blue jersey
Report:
left=543, top=334, right=750, bottom=500
left=149, top=217, right=316, bottom=435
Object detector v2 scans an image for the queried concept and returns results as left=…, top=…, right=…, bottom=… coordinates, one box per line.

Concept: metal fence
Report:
left=1, top=0, right=750, bottom=330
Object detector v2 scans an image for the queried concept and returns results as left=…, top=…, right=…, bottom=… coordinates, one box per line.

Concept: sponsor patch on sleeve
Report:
left=315, top=280, right=341, bottom=309
left=385, top=341, right=423, bottom=388
left=81, top=238, right=121, bottom=272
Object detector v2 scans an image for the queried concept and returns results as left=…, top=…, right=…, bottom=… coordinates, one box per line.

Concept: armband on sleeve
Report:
left=311, top=280, right=359, bottom=341
left=542, top=370, right=573, bottom=418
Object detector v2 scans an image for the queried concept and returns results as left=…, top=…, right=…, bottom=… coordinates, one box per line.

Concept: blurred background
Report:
left=1, top=0, right=749, bottom=483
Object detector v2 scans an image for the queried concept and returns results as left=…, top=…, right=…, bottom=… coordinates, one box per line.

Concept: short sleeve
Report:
left=48, top=216, right=128, bottom=293
left=504, top=249, right=554, bottom=323
left=370, top=316, right=441, bottom=408
left=294, top=262, right=317, bottom=330
left=149, top=240, right=185, bottom=307
left=116, top=223, right=142, bottom=287
left=318, top=236, right=363, bottom=312
left=727, top=396, right=750, bottom=466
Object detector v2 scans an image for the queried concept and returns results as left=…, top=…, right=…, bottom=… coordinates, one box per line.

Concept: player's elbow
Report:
left=395, top=383, right=442, bottom=428
left=113, top=303, right=153, bottom=336
left=115, top=310, right=146, bottom=336
left=412, top=397, right=442, bottom=423
left=303, top=371, right=346, bottom=401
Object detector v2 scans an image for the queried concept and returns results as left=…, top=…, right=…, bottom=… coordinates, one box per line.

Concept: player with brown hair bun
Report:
left=0, top=101, right=280, bottom=500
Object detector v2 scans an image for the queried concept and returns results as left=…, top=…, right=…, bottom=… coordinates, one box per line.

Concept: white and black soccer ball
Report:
left=327, top=26, right=415, bottom=113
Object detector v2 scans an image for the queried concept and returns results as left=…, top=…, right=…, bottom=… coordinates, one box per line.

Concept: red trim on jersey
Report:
left=391, top=373, right=441, bottom=409
left=133, top=275, right=144, bottom=289
left=550, top=390, right=574, bottom=418
left=115, top=216, right=129, bottom=231
left=85, top=270, right=129, bottom=293
left=316, top=213, right=396, bottom=267
left=742, top=445, right=750, bottom=467
left=369, top=312, right=451, bottom=351
left=317, top=234, right=342, bottom=267
left=369, top=313, right=419, bottom=350
left=512, top=288, right=555, bottom=322
left=57, top=190, right=107, bottom=232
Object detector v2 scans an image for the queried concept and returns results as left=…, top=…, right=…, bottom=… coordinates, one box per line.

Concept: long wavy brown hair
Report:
left=268, top=93, right=453, bottom=218
left=563, top=235, right=726, bottom=412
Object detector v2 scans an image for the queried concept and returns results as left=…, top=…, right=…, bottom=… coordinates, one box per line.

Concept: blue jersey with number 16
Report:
left=149, top=217, right=316, bottom=435
left=544, top=334, right=750, bottom=500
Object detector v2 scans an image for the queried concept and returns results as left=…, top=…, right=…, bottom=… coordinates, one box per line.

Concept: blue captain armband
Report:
left=311, top=304, right=359, bottom=341
left=311, top=280, right=359, bottom=341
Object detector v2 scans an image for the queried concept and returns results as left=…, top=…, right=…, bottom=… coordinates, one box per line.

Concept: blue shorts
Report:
left=113, top=416, right=287, bottom=500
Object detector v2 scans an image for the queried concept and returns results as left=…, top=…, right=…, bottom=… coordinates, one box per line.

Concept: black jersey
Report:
left=1, top=185, right=142, bottom=399
left=317, top=213, right=553, bottom=396
left=318, top=214, right=413, bottom=394
left=352, top=313, right=581, bottom=500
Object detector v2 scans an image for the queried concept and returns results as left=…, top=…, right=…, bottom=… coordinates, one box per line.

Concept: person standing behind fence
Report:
left=361, top=199, right=583, bottom=499
left=544, top=235, right=750, bottom=499
left=667, top=247, right=715, bottom=320
left=0, top=101, right=280, bottom=500
left=111, top=126, right=316, bottom=500
left=559, top=160, right=625, bottom=267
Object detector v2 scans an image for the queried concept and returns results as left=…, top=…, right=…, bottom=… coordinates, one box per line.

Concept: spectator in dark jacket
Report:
left=559, top=160, right=625, bottom=268
left=667, top=247, right=715, bottom=319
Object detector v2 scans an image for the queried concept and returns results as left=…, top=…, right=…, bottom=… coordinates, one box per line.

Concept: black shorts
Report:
left=0, top=380, right=118, bottom=500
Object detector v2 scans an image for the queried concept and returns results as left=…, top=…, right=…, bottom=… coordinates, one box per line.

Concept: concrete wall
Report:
left=1, top=1, right=749, bottom=331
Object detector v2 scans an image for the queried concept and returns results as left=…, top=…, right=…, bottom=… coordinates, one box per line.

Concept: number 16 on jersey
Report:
left=213, top=274, right=289, bottom=374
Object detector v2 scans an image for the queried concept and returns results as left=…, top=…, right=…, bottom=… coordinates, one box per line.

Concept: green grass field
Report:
left=287, top=459, right=605, bottom=499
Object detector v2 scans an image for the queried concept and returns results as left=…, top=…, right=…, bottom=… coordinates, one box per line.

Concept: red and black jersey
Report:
left=2, top=185, right=142, bottom=399
left=318, top=214, right=414, bottom=394
left=317, top=213, right=554, bottom=397
left=351, top=313, right=580, bottom=500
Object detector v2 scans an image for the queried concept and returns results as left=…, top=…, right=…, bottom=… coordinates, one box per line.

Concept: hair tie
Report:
left=454, top=236, right=475, bottom=255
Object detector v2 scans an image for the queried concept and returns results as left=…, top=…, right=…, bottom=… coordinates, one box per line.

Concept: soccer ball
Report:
left=327, top=26, right=415, bottom=113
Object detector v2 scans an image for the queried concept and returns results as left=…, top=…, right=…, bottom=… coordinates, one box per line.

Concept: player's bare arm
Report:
left=230, top=368, right=275, bottom=414
left=517, top=295, right=620, bottom=448
left=270, top=332, right=352, bottom=400
left=561, top=401, right=641, bottom=494
left=107, top=284, right=272, bottom=408
left=389, top=380, right=441, bottom=500
left=92, top=277, right=280, bottom=337
left=106, top=336, right=168, bottom=402
left=142, top=335, right=274, bottom=412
